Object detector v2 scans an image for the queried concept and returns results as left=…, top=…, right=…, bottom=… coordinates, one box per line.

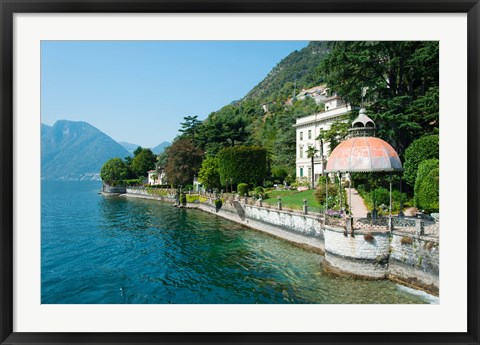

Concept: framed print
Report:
left=1, top=1, right=479, bottom=344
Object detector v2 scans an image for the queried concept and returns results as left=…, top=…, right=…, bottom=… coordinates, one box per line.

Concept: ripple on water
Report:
left=42, top=181, right=436, bottom=304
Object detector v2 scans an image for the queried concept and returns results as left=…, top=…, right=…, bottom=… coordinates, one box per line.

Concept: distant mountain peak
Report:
left=151, top=141, right=170, bottom=155
left=41, top=120, right=130, bottom=181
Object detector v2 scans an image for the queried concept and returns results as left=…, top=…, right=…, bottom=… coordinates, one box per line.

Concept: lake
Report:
left=41, top=180, right=436, bottom=304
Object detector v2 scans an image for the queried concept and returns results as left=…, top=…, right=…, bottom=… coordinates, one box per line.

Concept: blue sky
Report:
left=41, top=41, right=308, bottom=148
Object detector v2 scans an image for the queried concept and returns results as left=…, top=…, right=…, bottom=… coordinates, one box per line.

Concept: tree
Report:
left=131, top=148, right=157, bottom=178
left=403, top=134, right=439, bottom=186
left=217, top=146, right=267, bottom=189
left=133, top=146, right=143, bottom=157
left=179, top=115, right=202, bottom=142
left=198, top=156, right=221, bottom=190
left=195, top=115, right=250, bottom=155
left=100, top=158, right=128, bottom=185
left=165, top=139, right=203, bottom=186
left=318, top=120, right=350, bottom=155
left=319, top=41, right=439, bottom=155
left=306, top=145, right=318, bottom=189
left=414, top=159, right=439, bottom=213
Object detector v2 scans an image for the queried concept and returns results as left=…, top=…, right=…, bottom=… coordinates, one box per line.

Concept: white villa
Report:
left=147, top=169, right=167, bottom=185
left=293, top=95, right=351, bottom=184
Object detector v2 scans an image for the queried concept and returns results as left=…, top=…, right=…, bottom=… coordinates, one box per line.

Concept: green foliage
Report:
left=157, top=147, right=169, bottom=168
left=358, top=187, right=407, bottom=213
left=100, top=158, right=128, bottom=185
left=198, top=156, right=221, bottom=190
left=253, top=186, right=268, bottom=199
left=318, top=120, right=350, bottom=155
left=186, top=195, right=199, bottom=203
left=124, top=178, right=143, bottom=186
left=237, top=183, right=249, bottom=197
left=314, top=183, right=339, bottom=208
left=179, top=115, right=202, bottom=142
left=179, top=193, right=187, bottom=205
left=244, top=41, right=331, bottom=102
left=131, top=148, right=157, bottom=178
left=165, top=139, right=204, bottom=186
left=320, top=41, right=439, bottom=155
left=217, top=146, right=267, bottom=188
left=196, top=114, right=250, bottom=155
left=271, top=166, right=288, bottom=182
left=414, top=159, right=439, bottom=213
left=214, top=199, right=223, bottom=209
left=404, top=134, right=439, bottom=186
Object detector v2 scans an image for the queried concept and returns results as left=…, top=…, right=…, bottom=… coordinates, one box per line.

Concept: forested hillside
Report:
left=102, top=40, right=439, bottom=202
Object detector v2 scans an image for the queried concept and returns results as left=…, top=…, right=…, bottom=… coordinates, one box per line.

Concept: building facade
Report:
left=293, top=97, right=351, bottom=184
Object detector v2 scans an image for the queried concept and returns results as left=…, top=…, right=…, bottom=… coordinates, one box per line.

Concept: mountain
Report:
left=151, top=141, right=170, bottom=155
left=119, top=141, right=140, bottom=154
left=42, top=120, right=130, bottom=180
left=243, top=41, right=331, bottom=103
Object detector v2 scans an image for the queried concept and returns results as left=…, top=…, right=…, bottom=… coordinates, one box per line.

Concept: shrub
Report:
left=237, top=183, right=249, bottom=197
left=363, top=233, right=374, bottom=242
left=214, top=199, right=223, bottom=209
left=414, top=159, right=439, bottom=213
left=186, top=195, right=199, bottom=203
left=401, top=236, right=414, bottom=245
left=263, top=180, right=274, bottom=188
left=124, top=178, right=144, bottom=186
left=360, top=187, right=407, bottom=213
left=179, top=193, right=187, bottom=205
left=314, top=184, right=339, bottom=206
left=253, top=186, right=267, bottom=199
left=404, top=134, right=439, bottom=186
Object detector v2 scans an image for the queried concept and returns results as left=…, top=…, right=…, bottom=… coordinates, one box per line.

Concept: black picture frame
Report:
left=1, top=1, right=479, bottom=344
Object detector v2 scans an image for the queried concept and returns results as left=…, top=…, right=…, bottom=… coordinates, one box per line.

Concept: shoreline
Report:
left=118, top=191, right=438, bottom=298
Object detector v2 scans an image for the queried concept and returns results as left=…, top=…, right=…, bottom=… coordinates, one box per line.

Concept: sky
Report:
left=41, top=41, right=309, bottom=148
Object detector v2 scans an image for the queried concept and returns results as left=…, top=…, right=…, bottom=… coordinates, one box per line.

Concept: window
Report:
left=308, top=167, right=312, bottom=177
left=300, top=131, right=303, bottom=140
left=308, top=130, right=312, bottom=139
left=299, top=147, right=303, bottom=158
left=300, top=168, right=303, bottom=177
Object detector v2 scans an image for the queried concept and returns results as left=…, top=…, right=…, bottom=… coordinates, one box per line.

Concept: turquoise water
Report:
left=41, top=181, right=434, bottom=304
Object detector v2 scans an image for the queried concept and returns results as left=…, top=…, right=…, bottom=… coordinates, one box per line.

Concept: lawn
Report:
left=263, top=189, right=323, bottom=211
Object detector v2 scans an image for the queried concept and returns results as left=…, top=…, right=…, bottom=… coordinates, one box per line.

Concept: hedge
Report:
left=414, top=159, right=439, bottom=213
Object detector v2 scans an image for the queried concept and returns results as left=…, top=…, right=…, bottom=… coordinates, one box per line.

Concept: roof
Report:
left=325, top=137, right=403, bottom=173
left=324, top=95, right=343, bottom=102
left=352, top=108, right=375, bottom=128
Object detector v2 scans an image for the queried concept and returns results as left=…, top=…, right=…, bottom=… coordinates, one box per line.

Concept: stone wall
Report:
left=103, top=185, right=126, bottom=194
left=243, top=204, right=323, bottom=240
left=323, top=226, right=390, bottom=279
left=126, top=188, right=176, bottom=202
left=388, top=231, right=439, bottom=295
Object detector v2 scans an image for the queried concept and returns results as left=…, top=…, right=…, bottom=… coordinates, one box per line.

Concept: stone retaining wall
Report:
left=323, top=226, right=390, bottom=279
left=388, top=232, right=439, bottom=295
left=103, top=185, right=126, bottom=194
left=244, top=204, right=323, bottom=240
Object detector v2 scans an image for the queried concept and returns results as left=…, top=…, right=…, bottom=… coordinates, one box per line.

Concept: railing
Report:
left=325, top=214, right=439, bottom=237
left=353, top=217, right=390, bottom=231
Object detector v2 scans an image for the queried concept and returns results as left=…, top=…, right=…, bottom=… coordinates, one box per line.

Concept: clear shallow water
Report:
left=41, top=181, right=434, bottom=304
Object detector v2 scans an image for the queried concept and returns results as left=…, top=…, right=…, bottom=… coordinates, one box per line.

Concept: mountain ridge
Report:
left=42, top=120, right=130, bottom=181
